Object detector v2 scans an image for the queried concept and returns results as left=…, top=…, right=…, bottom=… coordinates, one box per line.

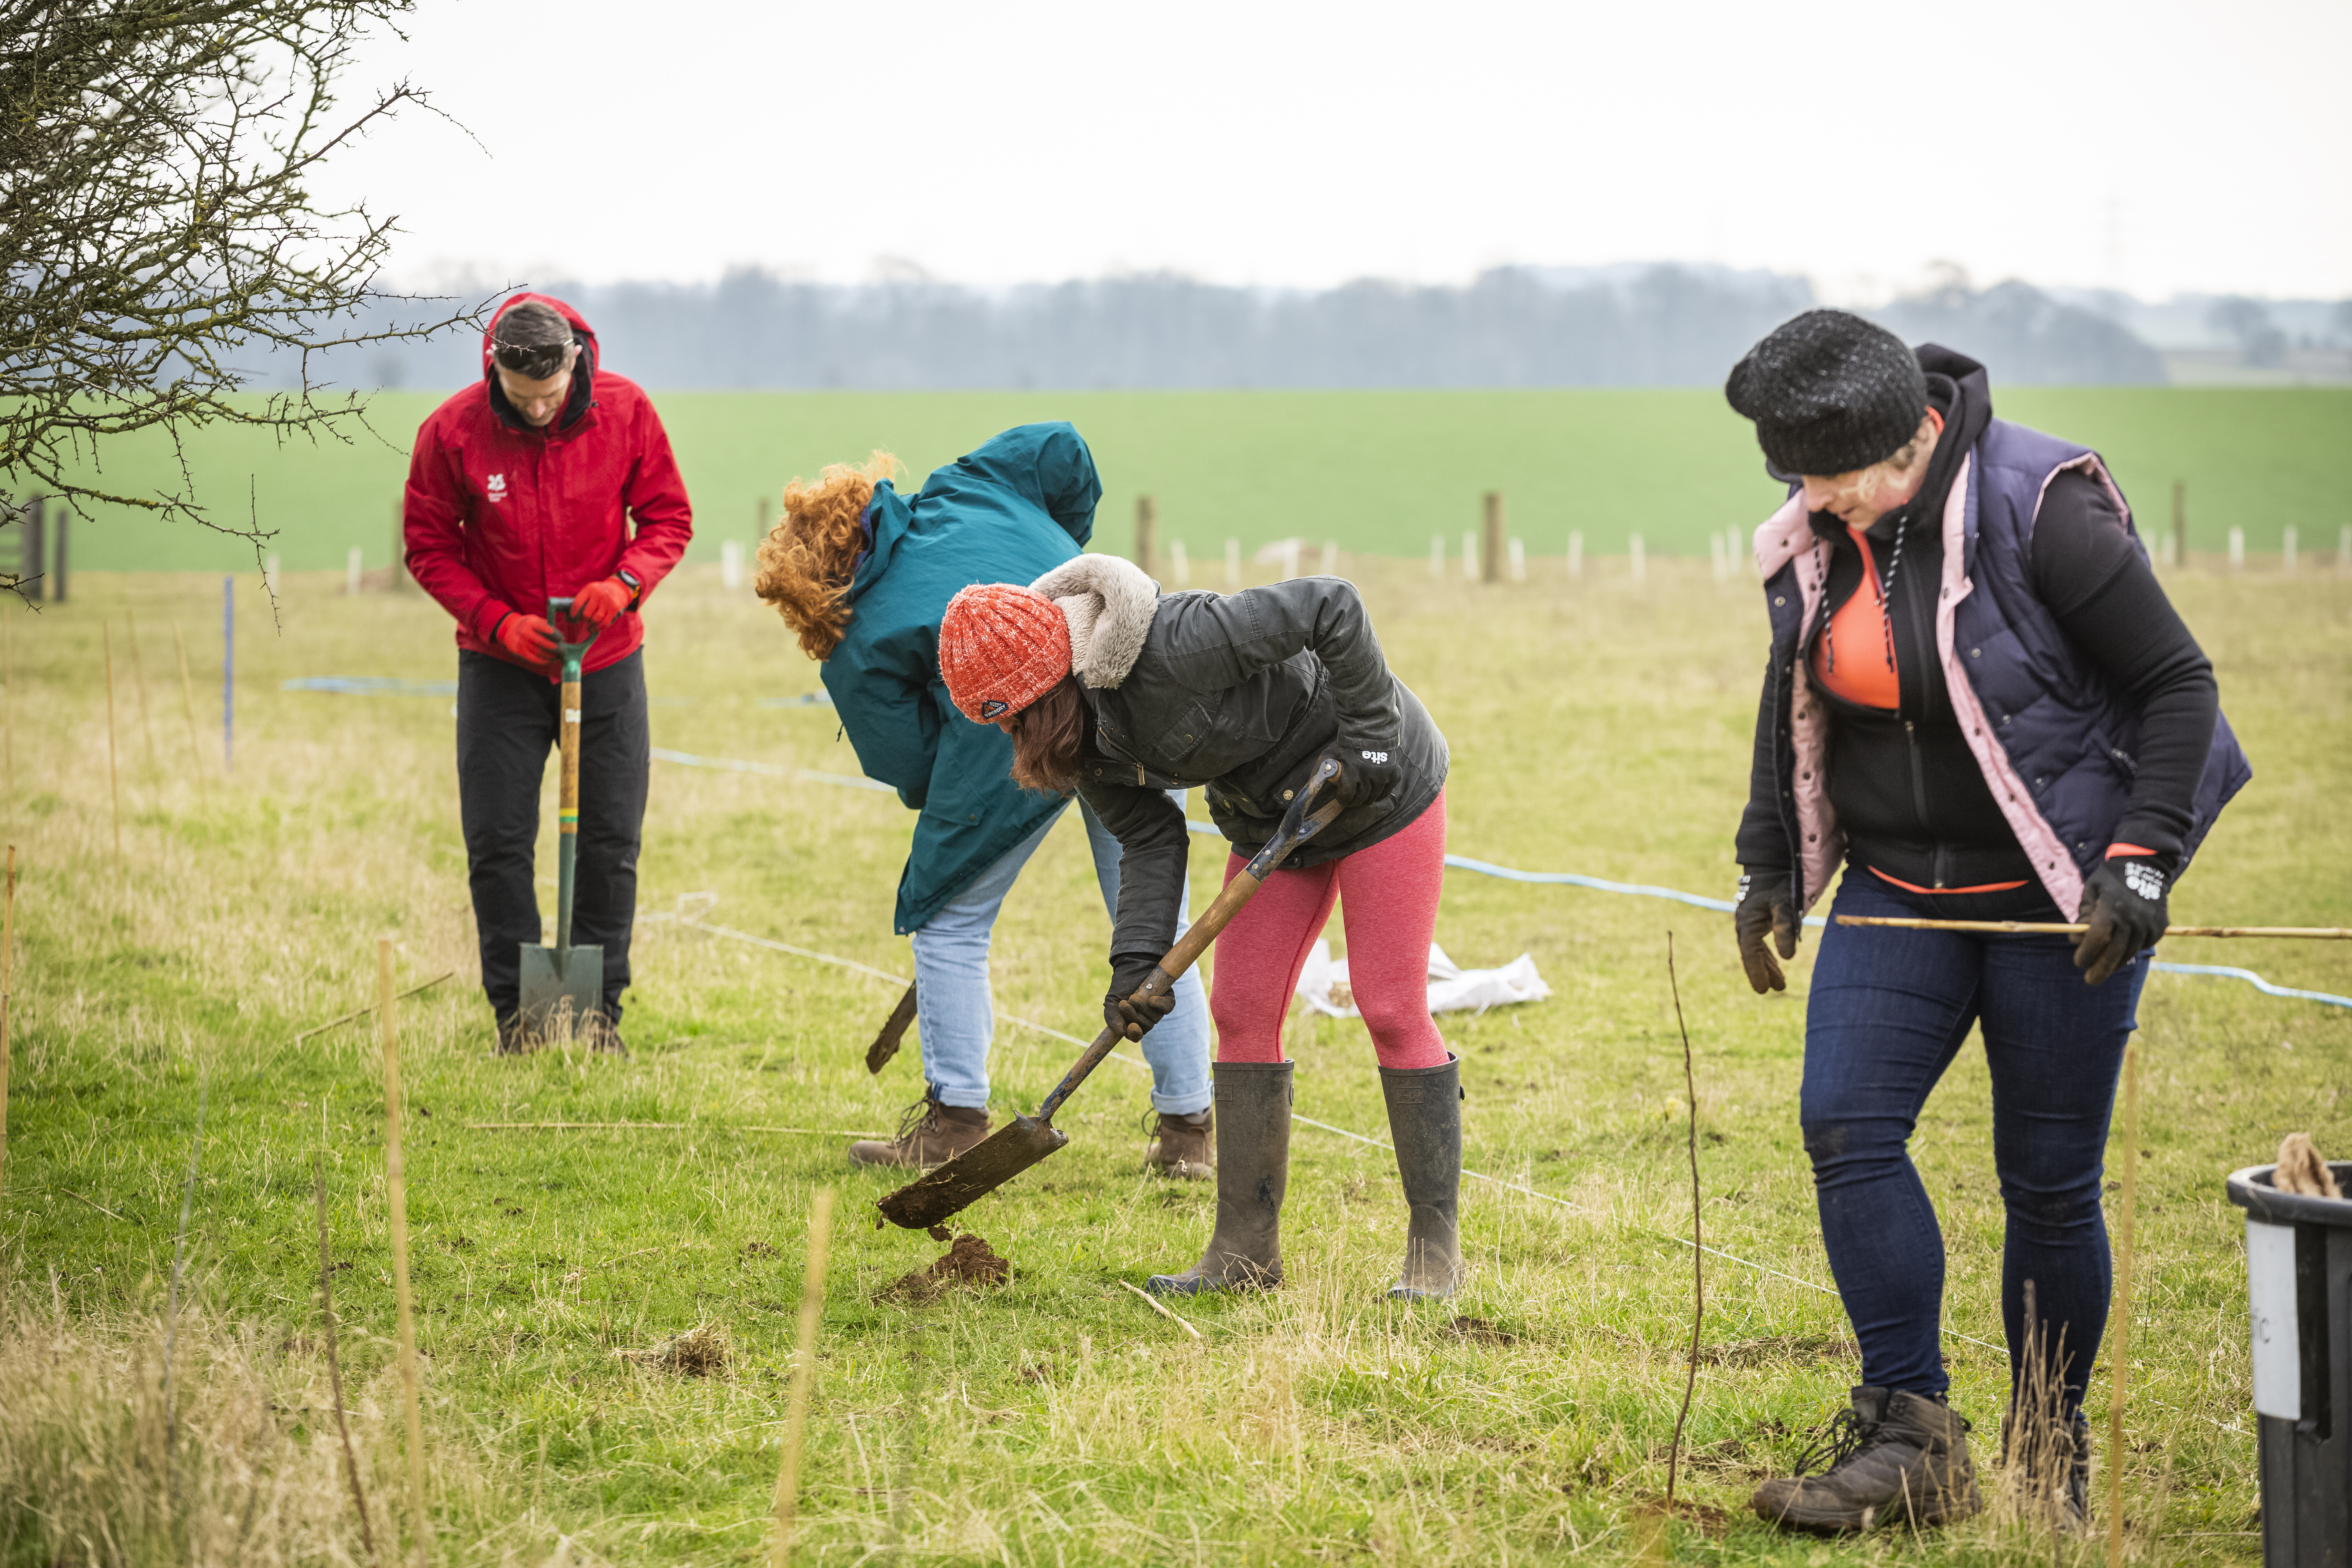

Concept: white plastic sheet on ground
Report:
left=1292, top=940, right=1551, bottom=1019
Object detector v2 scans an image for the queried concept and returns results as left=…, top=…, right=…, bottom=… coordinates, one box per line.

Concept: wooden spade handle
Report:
left=1036, top=760, right=1346, bottom=1122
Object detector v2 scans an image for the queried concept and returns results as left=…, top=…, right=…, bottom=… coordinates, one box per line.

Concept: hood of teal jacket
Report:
left=815, top=423, right=1102, bottom=933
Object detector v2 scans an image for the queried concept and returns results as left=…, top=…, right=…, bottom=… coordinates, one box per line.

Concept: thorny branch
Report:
left=0, top=0, right=486, bottom=599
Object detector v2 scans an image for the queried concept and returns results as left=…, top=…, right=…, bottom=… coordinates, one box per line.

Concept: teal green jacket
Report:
left=820, top=423, right=1101, bottom=933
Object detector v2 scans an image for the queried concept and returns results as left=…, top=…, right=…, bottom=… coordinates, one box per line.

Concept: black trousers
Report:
left=457, top=649, right=649, bottom=1023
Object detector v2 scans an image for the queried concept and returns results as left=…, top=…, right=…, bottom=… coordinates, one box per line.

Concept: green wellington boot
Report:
left=1145, top=1061, right=1291, bottom=1294
left=1380, top=1053, right=1465, bottom=1299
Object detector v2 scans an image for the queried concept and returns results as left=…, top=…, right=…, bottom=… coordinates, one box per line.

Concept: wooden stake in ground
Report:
left=770, top=1187, right=836, bottom=1568
left=4, top=611, right=13, bottom=797
left=1, top=846, right=15, bottom=1199
left=1664, top=932, right=1704, bottom=1510
left=172, top=622, right=207, bottom=800
left=316, top=1104, right=379, bottom=1563
left=379, top=939, right=431, bottom=1563
left=2107, top=1041, right=2139, bottom=1568
left=102, top=621, right=121, bottom=867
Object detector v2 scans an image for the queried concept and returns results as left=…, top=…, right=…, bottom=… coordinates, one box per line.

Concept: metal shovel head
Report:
left=876, top=1113, right=1068, bottom=1231
left=518, top=942, right=603, bottom=1038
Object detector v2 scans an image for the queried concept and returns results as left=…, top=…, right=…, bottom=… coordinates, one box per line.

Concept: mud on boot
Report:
left=1380, top=1053, right=1463, bottom=1300
left=1752, top=1386, right=1982, bottom=1533
left=847, top=1088, right=991, bottom=1169
left=1147, top=1061, right=1290, bottom=1295
left=1144, top=1107, right=1214, bottom=1180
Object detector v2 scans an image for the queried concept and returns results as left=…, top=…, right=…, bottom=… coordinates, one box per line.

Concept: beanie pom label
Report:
left=980, top=699, right=1008, bottom=719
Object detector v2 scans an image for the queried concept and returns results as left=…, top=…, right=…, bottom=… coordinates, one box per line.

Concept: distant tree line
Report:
left=268, top=264, right=2169, bottom=394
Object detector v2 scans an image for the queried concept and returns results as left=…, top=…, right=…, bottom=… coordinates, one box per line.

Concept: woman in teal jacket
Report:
left=755, top=423, right=1214, bottom=1172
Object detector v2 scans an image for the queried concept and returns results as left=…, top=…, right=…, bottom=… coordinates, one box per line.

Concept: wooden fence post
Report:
left=1134, top=496, right=1156, bottom=578
left=1481, top=493, right=1503, bottom=585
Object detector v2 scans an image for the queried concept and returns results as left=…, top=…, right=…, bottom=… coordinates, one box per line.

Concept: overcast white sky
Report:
left=324, top=0, right=2352, bottom=301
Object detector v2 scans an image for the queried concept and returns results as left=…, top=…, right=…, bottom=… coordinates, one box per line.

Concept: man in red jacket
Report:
left=405, top=293, right=693, bottom=1051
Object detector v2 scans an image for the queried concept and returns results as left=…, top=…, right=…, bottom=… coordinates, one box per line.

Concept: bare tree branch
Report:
left=1, top=0, right=483, bottom=596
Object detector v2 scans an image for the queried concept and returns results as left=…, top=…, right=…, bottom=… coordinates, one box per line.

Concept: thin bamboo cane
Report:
left=292, top=971, right=455, bottom=1044
left=316, top=1100, right=379, bottom=1563
left=770, top=1187, right=835, bottom=1568
left=4, top=612, right=13, bottom=798
left=172, top=622, right=206, bottom=801
left=102, top=623, right=120, bottom=868
left=1, top=847, right=15, bottom=1199
left=380, top=940, right=432, bottom=1563
left=1835, top=916, right=2351, bottom=939
left=2107, top=1042, right=2139, bottom=1568
left=124, top=608, right=158, bottom=770
left=1664, top=931, right=1704, bottom=1512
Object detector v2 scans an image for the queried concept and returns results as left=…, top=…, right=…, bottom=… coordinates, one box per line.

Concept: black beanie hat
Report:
left=1724, top=309, right=1928, bottom=477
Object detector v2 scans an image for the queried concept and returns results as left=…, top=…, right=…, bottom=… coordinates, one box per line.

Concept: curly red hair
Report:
left=753, top=451, right=903, bottom=659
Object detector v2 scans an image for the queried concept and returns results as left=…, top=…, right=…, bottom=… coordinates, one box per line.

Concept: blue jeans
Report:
left=909, top=793, right=1212, bottom=1116
left=1802, top=866, right=2147, bottom=1416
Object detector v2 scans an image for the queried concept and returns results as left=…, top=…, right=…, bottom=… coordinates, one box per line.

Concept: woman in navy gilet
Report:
left=1722, top=310, right=2248, bottom=1534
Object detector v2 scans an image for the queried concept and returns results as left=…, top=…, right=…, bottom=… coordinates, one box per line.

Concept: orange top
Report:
left=1811, top=525, right=1900, bottom=710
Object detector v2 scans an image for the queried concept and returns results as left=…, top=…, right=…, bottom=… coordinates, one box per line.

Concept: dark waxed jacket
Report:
left=1074, top=576, right=1447, bottom=965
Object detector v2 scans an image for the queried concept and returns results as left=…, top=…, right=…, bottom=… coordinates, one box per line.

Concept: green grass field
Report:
left=1, top=551, right=2346, bottom=1565
left=31, top=387, right=2352, bottom=575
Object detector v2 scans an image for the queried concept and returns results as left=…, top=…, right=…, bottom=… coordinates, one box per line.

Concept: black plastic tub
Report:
left=2225, top=1161, right=2352, bottom=1567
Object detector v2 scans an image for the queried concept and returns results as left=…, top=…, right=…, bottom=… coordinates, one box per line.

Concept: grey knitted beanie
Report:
left=1724, top=309, right=1928, bottom=477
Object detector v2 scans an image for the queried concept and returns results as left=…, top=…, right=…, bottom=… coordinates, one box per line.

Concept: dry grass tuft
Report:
left=0, top=1291, right=509, bottom=1567
left=618, top=1321, right=730, bottom=1378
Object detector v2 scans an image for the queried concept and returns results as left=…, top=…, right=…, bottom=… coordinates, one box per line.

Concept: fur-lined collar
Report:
left=1029, top=553, right=1158, bottom=689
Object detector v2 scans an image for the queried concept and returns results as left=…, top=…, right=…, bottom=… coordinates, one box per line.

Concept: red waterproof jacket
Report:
left=404, top=293, right=693, bottom=675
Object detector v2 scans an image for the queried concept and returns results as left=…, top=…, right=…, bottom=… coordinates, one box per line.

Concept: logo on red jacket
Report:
left=486, top=472, right=509, bottom=503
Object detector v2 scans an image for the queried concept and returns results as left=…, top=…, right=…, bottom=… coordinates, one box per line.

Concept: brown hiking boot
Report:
left=1144, top=1109, right=1214, bottom=1179
left=1752, top=1387, right=1981, bottom=1533
left=847, top=1090, right=991, bottom=1169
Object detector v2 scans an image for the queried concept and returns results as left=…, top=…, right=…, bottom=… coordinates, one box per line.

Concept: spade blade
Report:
left=875, top=1114, right=1068, bottom=1231
left=519, top=942, right=603, bottom=1038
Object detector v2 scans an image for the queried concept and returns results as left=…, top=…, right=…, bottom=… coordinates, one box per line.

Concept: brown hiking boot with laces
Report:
left=1144, top=1108, right=1214, bottom=1179
left=846, top=1089, right=991, bottom=1169
left=1752, top=1386, right=1982, bottom=1533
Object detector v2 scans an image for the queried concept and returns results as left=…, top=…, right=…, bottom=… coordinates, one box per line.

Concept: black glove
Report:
left=1323, top=739, right=1401, bottom=812
left=2074, top=854, right=2168, bottom=986
left=1104, top=953, right=1177, bottom=1041
left=1735, top=869, right=1800, bottom=994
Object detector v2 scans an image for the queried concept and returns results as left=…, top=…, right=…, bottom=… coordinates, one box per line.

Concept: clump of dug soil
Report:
left=874, top=1233, right=1012, bottom=1305
left=619, top=1321, right=730, bottom=1377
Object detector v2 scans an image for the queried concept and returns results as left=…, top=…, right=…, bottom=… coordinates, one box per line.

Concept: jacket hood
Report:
left=482, top=292, right=600, bottom=433
left=481, top=291, right=600, bottom=374
left=1030, top=553, right=1158, bottom=688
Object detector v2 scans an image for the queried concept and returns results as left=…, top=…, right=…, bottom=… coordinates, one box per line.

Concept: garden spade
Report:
left=518, top=596, right=603, bottom=1040
left=877, top=757, right=1346, bottom=1231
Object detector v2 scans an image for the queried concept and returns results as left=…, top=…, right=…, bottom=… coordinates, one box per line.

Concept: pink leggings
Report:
left=1209, top=790, right=1449, bottom=1069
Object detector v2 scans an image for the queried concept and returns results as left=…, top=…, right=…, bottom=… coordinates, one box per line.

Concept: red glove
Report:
left=494, top=612, right=560, bottom=673
left=567, top=576, right=633, bottom=631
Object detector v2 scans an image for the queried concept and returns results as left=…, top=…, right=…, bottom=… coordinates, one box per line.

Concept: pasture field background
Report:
left=30, top=387, right=2352, bottom=575
left=0, top=536, right=2347, bottom=1564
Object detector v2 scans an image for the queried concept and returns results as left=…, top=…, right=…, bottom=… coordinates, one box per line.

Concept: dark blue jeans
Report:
left=1802, top=866, right=2147, bottom=1416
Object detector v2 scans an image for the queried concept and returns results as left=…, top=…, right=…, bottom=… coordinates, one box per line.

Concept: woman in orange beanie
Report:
left=939, top=555, right=1459, bottom=1301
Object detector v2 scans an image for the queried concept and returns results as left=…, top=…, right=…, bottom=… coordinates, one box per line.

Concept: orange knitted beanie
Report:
left=938, top=583, right=1072, bottom=723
